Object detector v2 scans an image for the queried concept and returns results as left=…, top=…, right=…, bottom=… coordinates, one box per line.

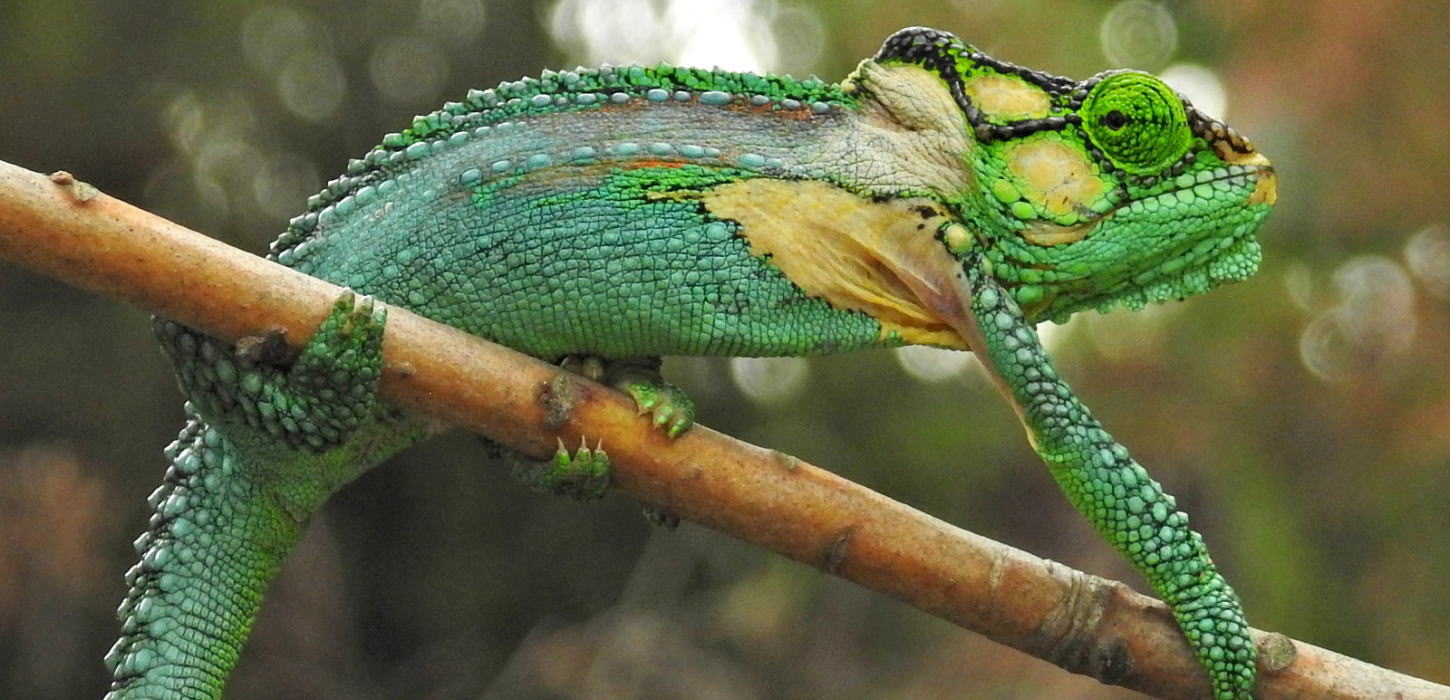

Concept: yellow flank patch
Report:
left=703, top=179, right=974, bottom=349
left=1006, top=140, right=1105, bottom=218
left=964, top=74, right=1051, bottom=121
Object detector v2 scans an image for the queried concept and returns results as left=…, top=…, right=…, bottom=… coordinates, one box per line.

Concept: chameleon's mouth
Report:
left=1144, top=160, right=1276, bottom=215
left=1018, top=158, right=1275, bottom=249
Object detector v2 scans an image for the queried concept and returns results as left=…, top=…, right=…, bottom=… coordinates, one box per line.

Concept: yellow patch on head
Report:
left=1221, top=149, right=1278, bottom=207
left=1006, top=140, right=1105, bottom=218
left=1249, top=170, right=1277, bottom=206
left=703, top=179, right=974, bottom=349
left=964, top=74, right=1051, bottom=121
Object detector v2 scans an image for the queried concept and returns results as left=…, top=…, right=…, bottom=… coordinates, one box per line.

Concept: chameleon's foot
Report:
left=612, top=367, right=695, bottom=438
left=626, top=379, right=695, bottom=438
left=560, top=355, right=696, bottom=438
left=509, top=437, right=611, bottom=502
left=177, top=290, right=392, bottom=452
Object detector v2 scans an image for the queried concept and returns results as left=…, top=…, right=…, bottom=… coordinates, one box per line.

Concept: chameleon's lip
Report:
left=1199, top=163, right=1276, bottom=206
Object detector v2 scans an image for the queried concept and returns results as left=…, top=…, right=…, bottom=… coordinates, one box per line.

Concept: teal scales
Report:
left=272, top=64, right=893, bottom=358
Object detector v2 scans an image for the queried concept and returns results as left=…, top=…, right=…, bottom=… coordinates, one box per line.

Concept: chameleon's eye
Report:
left=1080, top=71, right=1191, bottom=175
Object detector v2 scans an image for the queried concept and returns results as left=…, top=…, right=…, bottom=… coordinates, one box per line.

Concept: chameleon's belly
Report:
left=288, top=163, right=886, bottom=359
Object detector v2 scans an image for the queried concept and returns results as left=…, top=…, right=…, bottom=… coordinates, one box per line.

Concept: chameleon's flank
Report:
left=106, top=26, right=1275, bottom=699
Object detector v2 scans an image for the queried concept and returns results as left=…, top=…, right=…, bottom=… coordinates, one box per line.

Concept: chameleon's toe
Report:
left=510, top=437, right=611, bottom=501
left=625, top=380, right=696, bottom=439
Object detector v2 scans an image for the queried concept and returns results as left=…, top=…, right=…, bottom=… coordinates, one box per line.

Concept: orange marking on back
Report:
left=617, top=160, right=688, bottom=170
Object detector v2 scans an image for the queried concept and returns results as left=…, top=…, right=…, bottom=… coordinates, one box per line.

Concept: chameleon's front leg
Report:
left=959, top=261, right=1255, bottom=699
left=106, top=294, right=426, bottom=699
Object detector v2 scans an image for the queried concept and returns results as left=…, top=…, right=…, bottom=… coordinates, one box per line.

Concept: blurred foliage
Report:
left=1, top=0, right=1447, bottom=697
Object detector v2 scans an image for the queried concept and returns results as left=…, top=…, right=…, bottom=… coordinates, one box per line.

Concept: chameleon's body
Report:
left=106, top=27, right=1276, bottom=699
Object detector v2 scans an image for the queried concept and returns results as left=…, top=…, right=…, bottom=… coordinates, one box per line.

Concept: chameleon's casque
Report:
left=108, top=26, right=1273, bottom=700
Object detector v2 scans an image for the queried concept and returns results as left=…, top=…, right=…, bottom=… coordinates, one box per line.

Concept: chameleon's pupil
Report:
left=1102, top=109, right=1129, bottom=130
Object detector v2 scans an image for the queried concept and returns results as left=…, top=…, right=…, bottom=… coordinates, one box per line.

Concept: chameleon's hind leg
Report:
left=107, top=293, right=427, bottom=700
left=501, top=355, right=692, bottom=515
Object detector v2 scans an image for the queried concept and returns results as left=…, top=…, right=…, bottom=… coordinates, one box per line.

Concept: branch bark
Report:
left=0, top=159, right=1444, bottom=699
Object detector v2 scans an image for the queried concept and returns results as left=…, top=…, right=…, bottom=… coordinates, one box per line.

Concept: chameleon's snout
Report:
left=1198, top=111, right=1277, bottom=208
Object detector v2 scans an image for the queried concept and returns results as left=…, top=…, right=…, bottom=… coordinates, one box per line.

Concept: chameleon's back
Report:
left=269, top=68, right=905, bottom=359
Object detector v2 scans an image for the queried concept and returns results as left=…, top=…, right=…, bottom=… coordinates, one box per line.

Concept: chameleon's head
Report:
left=872, top=27, right=1277, bottom=323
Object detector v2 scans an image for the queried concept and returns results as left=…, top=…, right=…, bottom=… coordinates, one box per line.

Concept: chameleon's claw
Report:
left=511, top=436, right=611, bottom=501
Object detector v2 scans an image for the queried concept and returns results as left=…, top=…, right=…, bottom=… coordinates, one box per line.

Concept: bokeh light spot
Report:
left=369, top=35, right=451, bottom=105
left=1160, top=63, right=1227, bottom=120
left=1299, top=256, right=1417, bottom=382
left=1404, top=224, right=1450, bottom=299
left=730, top=357, right=809, bottom=404
left=277, top=49, right=346, bottom=122
left=1099, top=0, right=1178, bottom=70
left=240, top=6, right=317, bottom=74
left=418, top=0, right=488, bottom=45
left=548, top=0, right=819, bottom=74
left=162, top=92, right=206, bottom=155
left=895, top=346, right=977, bottom=383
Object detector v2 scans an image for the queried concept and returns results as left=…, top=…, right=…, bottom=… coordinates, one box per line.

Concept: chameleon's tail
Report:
left=106, top=294, right=426, bottom=699
left=105, top=415, right=306, bottom=699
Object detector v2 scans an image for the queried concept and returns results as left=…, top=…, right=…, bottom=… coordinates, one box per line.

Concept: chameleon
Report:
left=104, top=26, right=1276, bottom=699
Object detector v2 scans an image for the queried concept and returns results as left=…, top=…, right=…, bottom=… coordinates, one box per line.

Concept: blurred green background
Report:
left=1, top=1, right=1447, bottom=697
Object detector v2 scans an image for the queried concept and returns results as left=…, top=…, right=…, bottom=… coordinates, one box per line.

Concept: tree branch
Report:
left=0, top=159, right=1442, bottom=699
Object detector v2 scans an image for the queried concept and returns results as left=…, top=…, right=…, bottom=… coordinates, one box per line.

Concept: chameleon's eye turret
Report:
left=1080, top=71, right=1191, bottom=175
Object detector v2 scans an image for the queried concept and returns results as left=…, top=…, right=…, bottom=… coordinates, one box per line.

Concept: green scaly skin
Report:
left=108, top=27, right=1275, bottom=699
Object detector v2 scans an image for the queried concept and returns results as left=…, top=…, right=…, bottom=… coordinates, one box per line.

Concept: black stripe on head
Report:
left=874, top=27, right=1078, bottom=143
